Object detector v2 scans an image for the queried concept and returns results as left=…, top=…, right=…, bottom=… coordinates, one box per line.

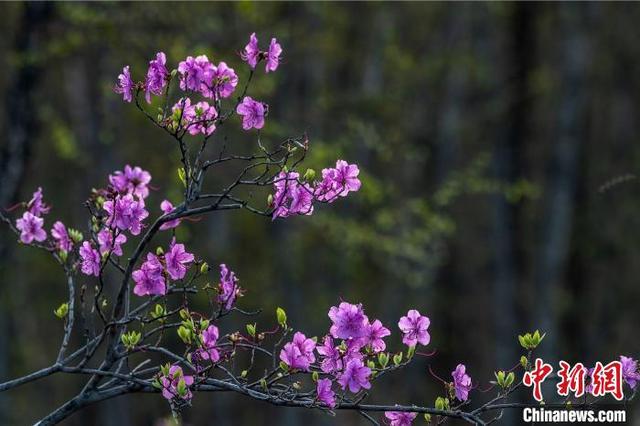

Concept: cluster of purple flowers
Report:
left=159, top=365, right=194, bottom=402
left=271, top=160, right=361, bottom=219
left=79, top=165, right=154, bottom=277
left=241, top=32, right=282, bottom=73
left=171, top=97, right=219, bottom=136
left=178, top=55, right=238, bottom=99
left=114, top=33, right=282, bottom=136
left=278, top=301, right=431, bottom=413
left=132, top=239, right=194, bottom=296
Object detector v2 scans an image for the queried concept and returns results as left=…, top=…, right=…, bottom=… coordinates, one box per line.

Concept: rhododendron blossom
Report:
left=385, top=411, right=417, bottom=426
left=272, top=172, right=314, bottom=219
left=132, top=253, right=166, bottom=296
left=178, top=54, right=214, bottom=94
left=398, top=309, right=430, bottom=347
left=159, top=200, right=181, bottom=230
left=16, top=211, right=46, bottom=244
left=27, top=187, right=50, bottom=216
left=114, top=65, right=134, bottom=103
left=79, top=241, right=101, bottom=277
left=145, top=52, right=168, bottom=103
left=187, top=101, right=217, bottom=136
left=338, top=358, right=371, bottom=393
left=165, top=241, right=194, bottom=281
left=160, top=365, right=194, bottom=401
left=280, top=332, right=316, bottom=371
left=620, top=355, right=640, bottom=389
left=103, top=194, right=149, bottom=236
left=241, top=32, right=260, bottom=69
left=316, top=335, right=342, bottom=373
left=236, top=96, right=266, bottom=130
left=365, top=319, right=391, bottom=353
left=211, top=61, right=238, bottom=98
left=316, top=378, right=336, bottom=408
left=97, top=229, right=127, bottom=256
left=108, top=165, right=152, bottom=199
left=198, top=325, right=220, bottom=362
left=266, top=37, right=282, bottom=73
left=218, top=263, right=240, bottom=310
left=452, top=364, right=472, bottom=401
left=328, top=301, right=369, bottom=340
left=51, top=221, right=73, bottom=252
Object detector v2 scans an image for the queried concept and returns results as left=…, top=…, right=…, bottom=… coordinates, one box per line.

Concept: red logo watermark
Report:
left=523, top=358, right=624, bottom=402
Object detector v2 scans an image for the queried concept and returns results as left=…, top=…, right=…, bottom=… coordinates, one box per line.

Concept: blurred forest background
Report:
left=1, top=2, right=640, bottom=425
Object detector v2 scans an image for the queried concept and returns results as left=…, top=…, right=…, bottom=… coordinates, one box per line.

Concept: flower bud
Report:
left=276, top=307, right=287, bottom=328
left=312, top=371, right=319, bottom=382
left=200, top=262, right=209, bottom=274
left=155, top=246, right=164, bottom=256
left=303, top=168, right=316, bottom=182
left=177, top=325, right=192, bottom=344
left=246, top=323, right=256, bottom=337
left=267, top=194, right=274, bottom=207
left=54, top=302, right=69, bottom=319
left=393, top=352, right=403, bottom=366
left=520, top=355, right=528, bottom=368
left=378, top=352, right=389, bottom=368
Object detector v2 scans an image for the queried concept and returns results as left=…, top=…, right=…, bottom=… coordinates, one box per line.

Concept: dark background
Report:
left=1, top=2, right=639, bottom=425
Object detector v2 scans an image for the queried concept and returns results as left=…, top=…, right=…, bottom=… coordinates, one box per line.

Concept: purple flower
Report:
left=103, top=194, right=149, bottom=235
left=186, top=101, right=217, bottom=136
left=385, top=411, right=417, bottom=426
left=314, top=161, right=361, bottom=202
left=218, top=264, right=240, bottom=310
left=398, top=309, right=430, bottom=347
left=165, top=241, right=194, bottom=281
left=16, top=212, right=46, bottom=244
left=132, top=253, right=166, bottom=296
left=328, top=302, right=369, bottom=340
left=79, top=241, right=101, bottom=277
left=144, top=52, right=168, bottom=104
left=452, top=364, right=472, bottom=401
left=236, top=96, right=266, bottom=130
left=51, top=221, right=73, bottom=252
left=316, top=336, right=342, bottom=373
left=365, top=319, right=391, bottom=353
left=279, top=331, right=316, bottom=371
left=316, top=378, right=336, bottom=408
left=620, top=356, right=640, bottom=389
left=211, top=62, right=238, bottom=98
left=108, top=165, right=152, bottom=199
left=314, top=168, right=340, bottom=202
left=27, top=187, right=50, bottom=216
left=241, top=32, right=260, bottom=69
left=97, top=229, right=127, bottom=256
left=114, top=65, right=134, bottom=103
left=159, top=200, right=181, bottom=231
left=333, top=160, right=361, bottom=196
left=178, top=54, right=214, bottom=94
left=271, top=172, right=315, bottom=219
left=265, top=37, right=282, bottom=73
left=198, top=325, right=220, bottom=362
left=338, top=358, right=371, bottom=393
left=160, top=365, right=194, bottom=401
